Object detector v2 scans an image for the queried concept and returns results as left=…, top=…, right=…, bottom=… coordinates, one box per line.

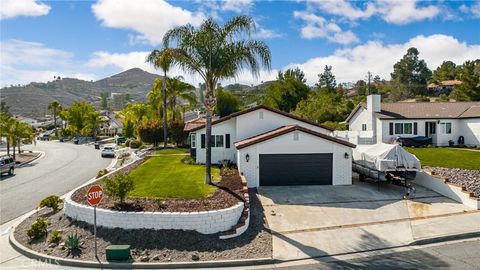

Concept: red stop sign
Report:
left=87, top=185, right=104, bottom=206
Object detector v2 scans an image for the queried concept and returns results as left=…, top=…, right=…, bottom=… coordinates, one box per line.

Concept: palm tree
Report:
left=146, top=49, right=172, bottom=149
left=147, top=79, right=163, bottom=120
left=166, top=77, right=196, bottom=122
left=163, top=16, right=271, bottom=184
left=47, top=100, right=62, bottom=136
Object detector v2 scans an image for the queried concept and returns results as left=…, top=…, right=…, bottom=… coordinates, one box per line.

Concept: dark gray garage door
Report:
left=259, top=153, right=333, bottom=186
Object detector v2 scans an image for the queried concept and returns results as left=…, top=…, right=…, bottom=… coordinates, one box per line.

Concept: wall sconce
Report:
left=245, top=154, right=250, bottom=162
left=344, top=152, right=350, bottom=159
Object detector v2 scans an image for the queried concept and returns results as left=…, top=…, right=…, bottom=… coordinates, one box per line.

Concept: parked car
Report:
left=115, top=136, right=126, bottom=145
left=101, top=146, right=116, bottom=158
left=37, top=133, right=50, bottom=141
left=0, top=155, right=15, bottom=175
left=72, top=137, right=79, bottom=144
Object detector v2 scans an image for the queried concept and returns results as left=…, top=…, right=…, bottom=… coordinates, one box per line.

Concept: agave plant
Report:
left=65, top=233, right=81, bottom=252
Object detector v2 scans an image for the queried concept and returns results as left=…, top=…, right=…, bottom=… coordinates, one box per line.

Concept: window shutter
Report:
left=413, top=122, right=418, bottom=135
left=389, top=123, right=394, bottom=135
left=225, top=134, right=230, bottom=148
left=201, top=134, right=205, bottom=149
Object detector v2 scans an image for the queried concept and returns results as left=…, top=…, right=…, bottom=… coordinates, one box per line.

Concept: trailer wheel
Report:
left=359, top=174, right=366, bottom=182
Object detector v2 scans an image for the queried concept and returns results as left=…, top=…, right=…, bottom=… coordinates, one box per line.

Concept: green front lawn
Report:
left=155, top=148, right=190, bottom=155
left=128, top=154, right=218, bottom=199
left=406, top=147, right=480, bottom=170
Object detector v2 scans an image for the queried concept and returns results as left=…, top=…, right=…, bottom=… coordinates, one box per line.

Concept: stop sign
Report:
left=86, top=185, right=104, bottom=206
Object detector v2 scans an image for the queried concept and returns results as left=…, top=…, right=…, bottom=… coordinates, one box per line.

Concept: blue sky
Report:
left=1, top=0, right=479, bottom=87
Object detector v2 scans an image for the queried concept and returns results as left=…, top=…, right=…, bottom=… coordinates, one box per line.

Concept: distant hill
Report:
left=223, top=81, right=275, bottom=106
left=1, top=68, right=162, bottom=118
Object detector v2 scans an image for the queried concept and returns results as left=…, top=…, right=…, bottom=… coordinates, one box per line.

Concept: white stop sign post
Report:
left=86, top=185, right=104, bottom=259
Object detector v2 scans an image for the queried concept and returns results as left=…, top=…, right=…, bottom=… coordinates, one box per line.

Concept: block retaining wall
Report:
left=64, top=193, right=244, bottom=234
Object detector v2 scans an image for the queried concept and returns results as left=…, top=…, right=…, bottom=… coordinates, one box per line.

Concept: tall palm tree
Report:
left=165, top=76, right=196, bottom=122
left=47, top=100, right=62, bottom=136
left=163, top=16, right=271, bottom=184
left=147, top=79, right=164, bottom=120
left=146, top=49, right=172, bottom=149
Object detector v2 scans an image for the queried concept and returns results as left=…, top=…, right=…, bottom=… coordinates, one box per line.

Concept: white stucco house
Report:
left=341, top=94, right=480, bottom=146
left=185, top=105, right=356, bottom=188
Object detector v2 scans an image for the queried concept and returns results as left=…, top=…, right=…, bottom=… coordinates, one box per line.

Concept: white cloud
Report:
left=0, top=0, right=50, bottom=20
left=376, top=0, right=440, bottom=25
left=252, top=27, right=283, bottom=39
left=460, top=0, right=480, bottom=18
left=286, top=34, right=480, bottom=85
left=293, top=11, right=359, bottom=44
left=0, top=40, right=95, bottom=86
left=309, top=0, right=441, bottom=25
left=91, top=0, right=205, bottom=45
left=221, top=0, right=253, bottom=13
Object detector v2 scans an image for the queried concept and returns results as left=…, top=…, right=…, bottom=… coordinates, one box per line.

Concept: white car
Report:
left=101, top=146, right=116, bottom=158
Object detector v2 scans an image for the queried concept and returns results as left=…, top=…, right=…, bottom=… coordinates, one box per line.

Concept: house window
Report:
left=362, top=124, right=367, bottom=131
left=293, top=132, right=299, bottom=141
left=394, top=123, right=413, bottom=135
left=209, top=135, right=224, bottom=147
left=440, top=122, right=452, bottom=134
left=190, top=133, right=196, bottom=148
left=259, top=111, right=264, bottom=119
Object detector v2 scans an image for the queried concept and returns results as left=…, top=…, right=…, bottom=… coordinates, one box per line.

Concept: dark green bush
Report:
left=125, top=139, right=131, bottom=147
left=39, top=195, right=62, bottom=212
left=104, top=173, right=134, bottom=204
left=27, top=217, right=48, bottom=240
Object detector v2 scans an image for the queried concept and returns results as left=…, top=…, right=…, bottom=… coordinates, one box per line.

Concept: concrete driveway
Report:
left=258, top=177, right=480, bottom=261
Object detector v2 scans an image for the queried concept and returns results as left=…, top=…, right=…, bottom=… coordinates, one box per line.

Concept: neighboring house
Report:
left=101, top=113, right=123, bottom=136
left=427, top=80, right=462, bottom=96
left=342, top=94, right=480, bottom=146
left=185, top=105, right=355, bottom=188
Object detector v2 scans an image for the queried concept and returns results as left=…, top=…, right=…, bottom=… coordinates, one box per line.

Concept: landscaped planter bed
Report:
left=71, top=168, right=243, bottom=212
left=14, top=190, right=271, bottom=263
left=424, top=166, right=480, bottom=198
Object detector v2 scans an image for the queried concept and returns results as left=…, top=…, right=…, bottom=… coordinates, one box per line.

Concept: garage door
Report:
left=259, top=153, right=333, bottom=186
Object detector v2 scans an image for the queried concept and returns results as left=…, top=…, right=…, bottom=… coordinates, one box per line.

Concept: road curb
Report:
left=16, top=151, right=45, bottom=168
left=409, top=231, right=480, bottom=246
left=9, top=224, right=275, bottom=269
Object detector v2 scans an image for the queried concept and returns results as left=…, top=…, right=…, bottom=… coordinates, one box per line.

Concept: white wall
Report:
left=236, top=108, right=331, bottom=140
left=459, top=118, right=480, bottom=146
left=194, top=118, right=237, bottom=164
left=237, top=131, right=352, bottom=188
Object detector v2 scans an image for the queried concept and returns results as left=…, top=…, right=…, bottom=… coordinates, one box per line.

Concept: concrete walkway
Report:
left=258, top=180, right=480, bottom=261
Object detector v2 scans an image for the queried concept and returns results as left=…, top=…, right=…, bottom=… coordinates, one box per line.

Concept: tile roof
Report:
left=186, top=105, right=334, bottom=132
left=376, top=102, right=480, bottom=119
left=234, top=125, right=356, bottom=149
left=184, top=116, right=220, bottom=131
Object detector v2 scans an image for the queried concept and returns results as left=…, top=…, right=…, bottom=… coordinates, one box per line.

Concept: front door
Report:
left=425, top=122, right=436, bottom=137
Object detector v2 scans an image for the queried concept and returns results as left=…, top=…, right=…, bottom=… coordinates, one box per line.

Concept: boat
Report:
left=352, top=143, right=421, bottom=197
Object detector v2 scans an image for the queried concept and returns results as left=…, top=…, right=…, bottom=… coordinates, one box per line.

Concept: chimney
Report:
left=367, top=94, right=381, bottom=113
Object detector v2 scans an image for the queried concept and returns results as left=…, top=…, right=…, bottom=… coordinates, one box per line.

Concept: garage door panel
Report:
left=259, top=154, right=332, bottom=186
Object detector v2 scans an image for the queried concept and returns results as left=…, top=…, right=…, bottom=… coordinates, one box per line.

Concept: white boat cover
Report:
left=353, top=143, right=421, bottom=171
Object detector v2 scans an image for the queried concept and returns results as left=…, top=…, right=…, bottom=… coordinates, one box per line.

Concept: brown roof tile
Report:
left=187, top=105, right=334, bottom=132
left=376, top=102, right=480, bottom=119
left=234, top=125, right=355, bottom=149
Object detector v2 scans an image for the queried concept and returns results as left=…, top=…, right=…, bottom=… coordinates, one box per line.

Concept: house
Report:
left=185, top=105, right=355, bottom=188
left=342, top=94, right=480, bottom=146
left=427, top=80, right=462, bottom=96
left=100, top=112, right=123, bottom=136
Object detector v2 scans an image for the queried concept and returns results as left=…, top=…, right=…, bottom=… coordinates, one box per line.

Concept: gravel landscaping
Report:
left=14, top=190, right=272, bottom=263
left=424, top=166, right=480, bottom=197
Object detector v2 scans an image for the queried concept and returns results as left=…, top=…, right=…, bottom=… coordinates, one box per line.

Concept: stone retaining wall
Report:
left=64, top=194, right=244, bottom=234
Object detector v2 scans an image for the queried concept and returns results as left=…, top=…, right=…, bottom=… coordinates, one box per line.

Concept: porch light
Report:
left=245, top=154, right=250, bottom=162
left=344, top=152, right=350, bottom=159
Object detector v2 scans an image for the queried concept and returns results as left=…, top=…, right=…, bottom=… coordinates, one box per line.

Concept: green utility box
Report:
left=105, top=245, right=131, bottom=261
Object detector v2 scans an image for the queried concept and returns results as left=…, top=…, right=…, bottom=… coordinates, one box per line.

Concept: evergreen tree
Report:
left=316, top=65, right=336, bottom=92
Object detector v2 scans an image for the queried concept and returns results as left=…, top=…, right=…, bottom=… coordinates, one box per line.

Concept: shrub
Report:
left=125, top=139, right=131, bottom=147
left=39, top=195, right=62, bottom=212
left=104, top=173, right=134, bottom=204
left=415, top=95, right=430, bottom=102
left=137, top=120, right=164, bottom=146
left=65, top=233, right=81, bottom=252
left=27, top=217, right=48, bottom=240
left=49, top=230, right=62, bottom=243
left=96, top=169, right=109, bottom=178
left=168, top=121, right=187, bottom=146
left=129, top=139, right=142, bottom=149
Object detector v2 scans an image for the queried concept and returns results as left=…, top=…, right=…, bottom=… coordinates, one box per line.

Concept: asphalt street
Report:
left=273, top=239, right=480, bottom=270
left=0, top=141, right=111, bottom=224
